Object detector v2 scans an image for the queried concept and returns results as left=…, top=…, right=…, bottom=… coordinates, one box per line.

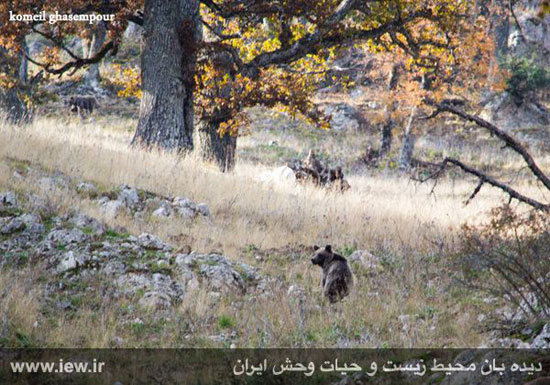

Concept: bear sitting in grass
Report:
left=311, top=245, right=353, bottom=303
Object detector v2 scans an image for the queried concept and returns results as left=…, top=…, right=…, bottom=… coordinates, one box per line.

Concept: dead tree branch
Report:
left=428, top=102, right=550, bottom=191
left=416, top=102, right=550, bottom=211
left=415, top=157, right=549, bottom=210
left=23, top=41, right=116, bottom=77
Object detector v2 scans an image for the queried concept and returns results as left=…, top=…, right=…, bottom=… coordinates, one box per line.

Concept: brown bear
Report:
left=66, top=95, right=99, bottom=116
left=311, top=245, right=353, bottom=303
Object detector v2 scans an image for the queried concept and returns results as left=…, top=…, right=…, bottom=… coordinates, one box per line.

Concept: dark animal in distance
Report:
left=66, top=95, right=99, bottom=116
left=311, top=244, right=353, bottom=303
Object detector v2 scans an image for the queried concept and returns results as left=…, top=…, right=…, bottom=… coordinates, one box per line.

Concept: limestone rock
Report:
left=136, top=233, right=172, bottom=251
left=48, top=228, right=88, bottom=245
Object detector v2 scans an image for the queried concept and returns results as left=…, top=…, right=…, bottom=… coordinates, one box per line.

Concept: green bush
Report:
left=501, top=55, right=550, bottom=103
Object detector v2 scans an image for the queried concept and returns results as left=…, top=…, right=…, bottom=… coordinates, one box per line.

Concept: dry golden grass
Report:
left=0, top=116, right=546, bottom=348
left=2, top=116, right=546, bottom=254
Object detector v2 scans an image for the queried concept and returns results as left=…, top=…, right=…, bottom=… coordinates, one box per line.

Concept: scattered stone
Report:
left=258, top=166, right=297, bottom=184
left=117, top=272, right=184, bottom=308
left=348, top=250, right=379, bottom=270
left=137, top=233, right=172, bottom=251
left=531, top=323, right=550, bottom=349
left=173, top=197, right=198, bottom=219
left=38, top=176, right=69, bottom=192
left=398, top=314, right=412, bottom=333
left=176, top=206, right=196, bottom=220
left=138, top=291, right=172, bottom=309
left=69, top=213, right=105, bottom=235
left=47, top=228, right=88, bottom=245
left=76, top=182, right=98, bottom=195
left=57, top=251, right=79, bottom=273
left=118, top=185, right=140, bottom=209
left=101, top=200, right=125, bottom=219
left=0, top=191, right=17, bottom=207
left=0, top=217, right=25, bottom=235
left=319, top=103, right=366, bottom=132
left=55, top=300, right=72, bottom=310
left=152, top=203, right=173, bottom=218
left=173, top=197, right=196, bottom=211
left=196, top=203, right=210, bottom=217
left=175, top=253, right=265, bottom=295
left=287, top=284, right=306, bottom=300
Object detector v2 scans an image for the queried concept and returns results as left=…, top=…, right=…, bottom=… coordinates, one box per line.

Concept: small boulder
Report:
left=47, top=228, right=88, bottom=246
left=0, top=217, right=26, bottom=235
left=152, top=202, right=173, bottom=218
left=20, top=213, right=45, bottom=235
left=196, top=203, right=210, bottom=217
left=349, top=250, right=379, bottom=270
left=319, top=103, right=366, bottom=132
left=173, top=197, right=196, bottom=211
left=118, top=185, right=140, bottom=209
left=38, top=176, right=69, bottom=192
left=76, top=182, right=98, bottom=196
left=0, top=191, right=17, bottom=207
left=57, top=251, right=79, bottom=273
left=69, top=213, right=105, bottom=235
left=531, top=323, right=550, bottom=349
left=137, top=233, right=172, bottom=251
left=176, top=206, right=196, bottom=220
left=138, top=291, right=172, bottom=309
left=101, top=200, right=125, bottom=219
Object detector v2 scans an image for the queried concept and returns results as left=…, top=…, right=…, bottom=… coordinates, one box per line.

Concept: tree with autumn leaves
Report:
left=1, top=0, right=493, bottom=171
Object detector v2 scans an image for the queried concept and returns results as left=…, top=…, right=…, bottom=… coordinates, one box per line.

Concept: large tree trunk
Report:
left=82, top=22, right=106, bottom=89
left=197, top=119, right=237, bottom=172
left=399, top=73, right=431, bottom=169
left=0, top=41, right=30, bottom=124
left=379, top=63, right=401, bottom=157
left=0, top=88, right=28, bottom=124
left=132, top=0, right=201, bottom=151
left=399, top=107, right=417, bottom=170
left=380, top=118, right=393, bottom=157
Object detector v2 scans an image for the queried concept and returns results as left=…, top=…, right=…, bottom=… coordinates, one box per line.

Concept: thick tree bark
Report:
left=379, top=63, right=400, bottom=157
left=18, top=38, right=28, bottom=85
left=197, top=119, right=237, bottom=172
left=132, top=0, right=201, bottom=151
left=380, top=118, right=393, bottom=157
left=83, top=22, right=106, bottom=88
left=0, top=88, right=28, bottom=124
left=399, top=107, right=417, bottom=170
left=0, top=42, right=30, bottom=124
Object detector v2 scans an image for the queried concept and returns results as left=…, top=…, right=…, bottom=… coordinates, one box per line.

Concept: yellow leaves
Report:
left=261, top=37, right=281, bottom=53
left=290, top=23, right=307, bottom=41
left=539, top=0, right=550, bottom=18
left=218, top=113, right=251, bottom=137
left=112, top=64, right=142, bottom=99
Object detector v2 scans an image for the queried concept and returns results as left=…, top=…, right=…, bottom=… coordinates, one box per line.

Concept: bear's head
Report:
left=311, top=244, right=333, bottom=267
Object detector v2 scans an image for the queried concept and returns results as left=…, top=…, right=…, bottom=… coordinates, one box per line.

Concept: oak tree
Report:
left=1, top=0, right=490, bottom=171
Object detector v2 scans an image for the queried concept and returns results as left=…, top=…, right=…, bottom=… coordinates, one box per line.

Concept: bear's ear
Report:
left=325, top=245, right=332, bottom=253
left=313, top=245, right=320, bottom=251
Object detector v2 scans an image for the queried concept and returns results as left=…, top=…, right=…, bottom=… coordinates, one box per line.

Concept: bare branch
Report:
left=415, top=157, right=549, bottom=211
left=23, top=40, right=116, bottom=77
left=429, top=102, right=550, bottom=192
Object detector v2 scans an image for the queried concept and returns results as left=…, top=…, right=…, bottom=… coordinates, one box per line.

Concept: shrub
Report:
left=218, top=315, right=236, bottom=330
left=501, top=55, right=550, bottom=103
left=457, top=205, right=550, bottom=320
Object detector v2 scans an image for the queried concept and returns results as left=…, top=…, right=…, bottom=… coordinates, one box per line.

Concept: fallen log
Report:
left=287, top=150, right=350, bottom=192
